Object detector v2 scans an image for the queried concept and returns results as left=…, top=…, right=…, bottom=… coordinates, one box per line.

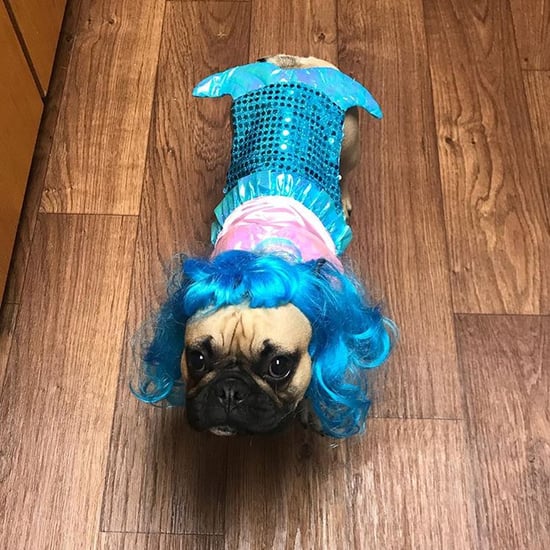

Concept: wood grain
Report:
left=0, top=214, right=136, bottom=550
left=39, top=0, right=165, bottom=215
left=224, top=419, right=476, bottom=549
left=338, top=0, right=461, bottom=419
left=224, top=426, right=353, bottom=550
left=424, top=0, right=550, bottom=314
left=3, top=0, right=85, bottom=304
left=0, top=303, right=18, bottom=389
left=2, top=0, right=549, bottom=547
left=346, top=419, right=477, bottom=549
left=6, top=0, right=67, bottom=93
left=101, top=2, right=249, bottom=534
left=524, top=71, right=550, bottom=218
left=509, top=0, right=550, bottom=70
left=249, top=0, right=337, bottom=63
left=97, top=533, right=223, bottom=550
left=0, top=2, right=42, bottom=302
left=456, top=315, right=550, bottom=549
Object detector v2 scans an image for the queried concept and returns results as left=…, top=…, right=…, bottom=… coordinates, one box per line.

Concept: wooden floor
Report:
left=1, top=0, right=549, bottom=548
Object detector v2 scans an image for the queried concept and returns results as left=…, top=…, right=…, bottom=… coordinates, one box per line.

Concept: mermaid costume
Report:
left=192, top=61, right=382, bottom=264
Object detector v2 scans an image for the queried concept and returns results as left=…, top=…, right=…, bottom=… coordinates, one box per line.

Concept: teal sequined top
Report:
left=193, top=61, right=382, bottom=255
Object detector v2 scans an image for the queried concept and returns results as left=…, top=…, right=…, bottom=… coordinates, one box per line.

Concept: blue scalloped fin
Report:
left=192, top=62, right=383, bottom=119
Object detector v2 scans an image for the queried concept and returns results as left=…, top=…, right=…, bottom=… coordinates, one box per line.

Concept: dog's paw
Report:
left=298, top=399, right=324, bottom=434
left=342, top=191, right=353, bottom=221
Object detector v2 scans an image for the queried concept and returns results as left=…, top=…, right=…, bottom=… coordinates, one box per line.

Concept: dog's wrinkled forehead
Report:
left=184, top=303, right=312, bottom=361
left=183, top=304, right=314, bottom=408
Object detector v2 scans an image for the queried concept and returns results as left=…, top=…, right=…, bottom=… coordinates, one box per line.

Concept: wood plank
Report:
left=101, top=1, right=250, bottom=534
left=3, top=0, right=85, bottom=303
left=456, top=315, right=550, bottom=549
left=249, top=0, right=337, bottom=63
left=348, top=419, right=477, bottom=549
left=97, top=533, right=223, bottom=550
left=523, top=71, right=550, bottom=216
left=224, top=426, right=354, bottom=549
left=338, top=0, right=461, bottom=418
left=0, top=214, right=136, bottom=550
left=225, top=6, right=366, bottom=547
left=0, top=303, right=18, bottom=389
left=424, top=0, right=550, bottom=314
left=39, top=0, right=165, bottom=215
left=7, top=0, right=67, bottom=93
left=510, top=0, right=550, bottom=70
left=0, top=2, right=42, bottom=302
left=225, top=420, right=477, bottom=549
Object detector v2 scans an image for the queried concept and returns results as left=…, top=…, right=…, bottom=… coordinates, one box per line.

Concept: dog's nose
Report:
left=215, top=378, right=249, bottom=411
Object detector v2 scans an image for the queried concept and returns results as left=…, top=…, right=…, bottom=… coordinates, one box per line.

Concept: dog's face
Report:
left=182, top=304, right=313, bottom=435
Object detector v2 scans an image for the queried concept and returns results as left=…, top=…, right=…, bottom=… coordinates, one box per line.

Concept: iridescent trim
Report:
left=193, top=61, right=383, bottom=118
left=211, top=171, right=353, bottom=255
left=211, top=196, right=344, bottom=270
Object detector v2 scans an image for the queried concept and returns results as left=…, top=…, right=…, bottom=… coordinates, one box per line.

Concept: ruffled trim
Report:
left=193, top=62, right=382, bottom=118
left=211, top=171, right=353, bottom=255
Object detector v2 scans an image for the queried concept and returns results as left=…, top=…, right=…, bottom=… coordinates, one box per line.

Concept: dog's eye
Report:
left=186, top=349, right=208, bottom=374
left=267, top=356, right=293, bottom=380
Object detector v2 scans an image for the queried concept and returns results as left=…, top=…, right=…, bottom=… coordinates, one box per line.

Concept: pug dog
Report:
left=134, top=54, right=393, bottom=438
left=185, top=55, right=362, bottom=436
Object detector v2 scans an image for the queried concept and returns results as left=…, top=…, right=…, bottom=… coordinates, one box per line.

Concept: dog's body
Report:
left=133, top=55, right=394, bottom=438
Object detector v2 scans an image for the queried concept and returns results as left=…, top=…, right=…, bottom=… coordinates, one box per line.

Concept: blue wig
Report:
left=132, top=250, right=394, bottom=438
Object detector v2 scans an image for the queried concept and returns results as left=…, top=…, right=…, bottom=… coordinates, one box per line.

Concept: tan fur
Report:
left=183, top=304, right=313, bottom=401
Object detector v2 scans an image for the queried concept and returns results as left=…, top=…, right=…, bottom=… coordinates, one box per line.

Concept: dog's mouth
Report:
left=209, top=425, right=237, bottom=436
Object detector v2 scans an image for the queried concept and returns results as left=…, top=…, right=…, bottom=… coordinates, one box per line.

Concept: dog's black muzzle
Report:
left=186, top=371, right=295, bottom=435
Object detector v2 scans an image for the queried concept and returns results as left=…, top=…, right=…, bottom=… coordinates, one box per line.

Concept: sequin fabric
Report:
left=193, top=62, right=383, bottom=254
left=225, top=82, right=345, bottom=209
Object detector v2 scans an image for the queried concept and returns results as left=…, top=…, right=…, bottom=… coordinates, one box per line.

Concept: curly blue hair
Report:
left=131, top=250, right=395, bottom=438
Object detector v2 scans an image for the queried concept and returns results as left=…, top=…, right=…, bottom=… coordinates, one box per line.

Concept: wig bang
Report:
left=132, top=250, right=395, bottom=438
